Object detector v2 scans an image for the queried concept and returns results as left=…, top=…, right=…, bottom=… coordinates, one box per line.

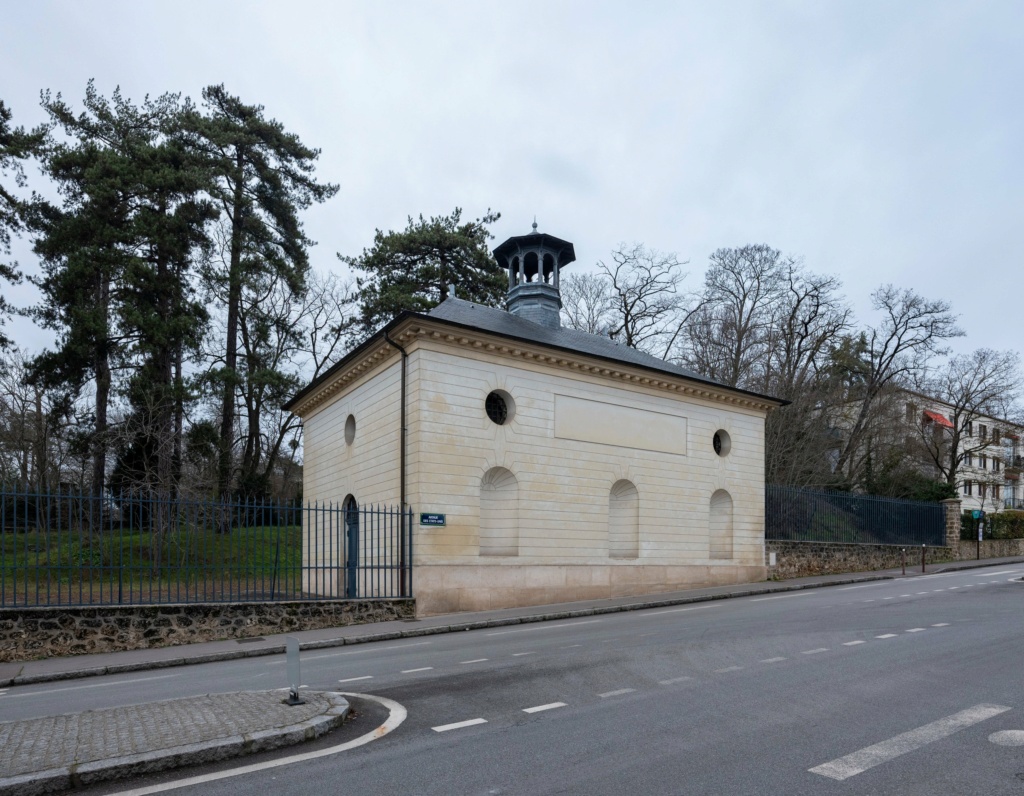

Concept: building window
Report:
left=485, top=390, right=515, bottom=426
left=993, top=428, right=1001, bottom=445
left=966, top=420, right=974, bottom=437
left=965, top=452, right=973, bottom=467
left=994, top=485, right=1001, bottom=500
left=906, top=403, right=916, bottom=423
left=344, top=414, right=356, bottom=445
left=964, top=481, right=972, bottom=496
left=980, top=483, right=988, bottom=499
left=713, top=429, right=732, bottom=457
left=995, top=459, right=1001, bottom=473
left=980, top=424, right=988, bottom=442
left=980, top=455, right=987, bottom=470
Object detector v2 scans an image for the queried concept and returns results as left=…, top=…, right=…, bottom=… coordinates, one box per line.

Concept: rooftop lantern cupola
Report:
left=492, top=220, right=576, bottom=329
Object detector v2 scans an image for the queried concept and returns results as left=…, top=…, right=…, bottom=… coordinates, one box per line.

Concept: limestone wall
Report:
left=0, top=599, right=414, bottom=663
left=766, top=540, right=955, bottom=580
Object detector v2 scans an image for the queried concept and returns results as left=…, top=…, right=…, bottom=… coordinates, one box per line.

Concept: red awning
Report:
left=922, top=410, right=953, bottom=428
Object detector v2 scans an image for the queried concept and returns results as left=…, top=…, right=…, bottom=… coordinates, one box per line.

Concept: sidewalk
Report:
left=0, top=690, right=350, bottom=796
left=4, top=554, right=1022, bottom=688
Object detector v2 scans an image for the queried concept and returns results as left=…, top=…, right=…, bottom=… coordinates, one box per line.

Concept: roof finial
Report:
left=531, top=216, right=538, bottom=233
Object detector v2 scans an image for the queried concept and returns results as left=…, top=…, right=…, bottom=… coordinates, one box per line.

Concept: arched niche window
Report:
left=542, top=252, right=556, bottom=284
left=524, top=251, right=540, bottom=282
left=608, top=479, right=639, bottom=559
left=709, top=489, right=734, bottom=560
left=480, top=467, right=519, bottom=556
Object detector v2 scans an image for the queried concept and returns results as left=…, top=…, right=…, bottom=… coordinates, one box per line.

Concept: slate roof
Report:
left=430, top=299, right=785, bottom=405
left=285, top=297, right=785, bottom=411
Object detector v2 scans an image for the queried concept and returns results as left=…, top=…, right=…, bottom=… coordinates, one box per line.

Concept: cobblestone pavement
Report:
left=0, top=690, right=349, bottom=794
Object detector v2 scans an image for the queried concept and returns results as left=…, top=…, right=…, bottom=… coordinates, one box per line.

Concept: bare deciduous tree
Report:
left=559, top=272, right=614, bottom=336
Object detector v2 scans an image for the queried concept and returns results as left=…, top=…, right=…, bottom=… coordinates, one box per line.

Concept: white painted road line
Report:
left=900, top=594, right=912, bottom=597
left=842, top=641, right=866, bottom=646
left=915, top=592, right=929, bottom=595
left=337, top=676, right=373, bottom=683
left=599, top=688, right=636, bottom=698
left=975, top=570, right=1019, bottom=576
left=486, top=620, right=602, bottom=636
left=432, top=718, right=488, bottom=733
left=401, top=667, right=433, bottom=674
left=512, top=652, right=536, bottom=657
left=523, top=702, right=566, bottom=713
left=809, top=703, right=1011, bottom=781
left=882, top=596, right=894, bottom=600
left=460, top=659, right=488, bottom=664
left=6, top=674, right=179, bottom=698
left=107, top=693, right=407, bottom=796
left=714, top=666, right=744, bottom=673
left=906, top=628, right=925, bottom=633
left=760, top=657, right=787, bottom=663
left=648, top=605, right=716, bottom=615
left=301, top=641, right=433, bottom=662
left=949, top=586, right=960, bottom=589
left=932, top=623, right=950, bottom=627
left=838, top=584, right=876, bottom=591
left=659, top=676, right=693, bottom=685
left=863, top=599, right=875, bottom=603
left=802, top=648, right=829, bottom=655
left=561, top=644, right=583, bottom=648
left=875, top=634, right=897, bottom=639
left=750, top=592, right=813, bottom=602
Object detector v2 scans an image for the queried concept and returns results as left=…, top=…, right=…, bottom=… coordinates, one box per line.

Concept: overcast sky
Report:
left=3, top=0, right=1022, bottom=357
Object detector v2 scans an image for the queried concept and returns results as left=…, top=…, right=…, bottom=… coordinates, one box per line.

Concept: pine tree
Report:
left=181, top=85, right=337, bottom=498
left=342, top=208, right=505, bottom=337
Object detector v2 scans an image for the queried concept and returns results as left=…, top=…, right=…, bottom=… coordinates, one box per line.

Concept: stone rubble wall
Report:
left=766, top=540, right=955, bottom=580
left=956, top=539, right=1024, bottom=560
left=0, top=599, right=415, bottom=663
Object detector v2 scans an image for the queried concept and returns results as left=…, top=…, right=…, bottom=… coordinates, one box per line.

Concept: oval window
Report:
left=713, top=429, right=731, bottom=457
left=485, top=391, right=515, bottom=425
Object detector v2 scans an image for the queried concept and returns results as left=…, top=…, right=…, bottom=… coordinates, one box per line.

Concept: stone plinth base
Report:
left=0, top=599, right=414, bottom=663
left=413, top=563, right=767, bottom=616
left=766, top=540, right=954, bottom=580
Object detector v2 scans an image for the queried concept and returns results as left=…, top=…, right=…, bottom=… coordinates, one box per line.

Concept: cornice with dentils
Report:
left=287, top=316, right=784, bottom=417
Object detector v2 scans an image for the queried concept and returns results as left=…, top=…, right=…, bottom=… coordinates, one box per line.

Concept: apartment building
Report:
left=903, top=391, right=1024, bottom=514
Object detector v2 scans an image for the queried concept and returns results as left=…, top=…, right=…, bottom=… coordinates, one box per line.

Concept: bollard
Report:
left=284, top=636, right=305, bottom=705
left=901, top=548, right=906, bottom=576
left=921, top=544, right=926, bottom=573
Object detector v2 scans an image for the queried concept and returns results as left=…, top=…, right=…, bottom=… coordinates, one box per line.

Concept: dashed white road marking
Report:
left=659, top=676, right=693, bottom=684
left=512, top=652, right=536, bottom=657
left=882, top=596, right=894, bottom=600
left=863, top=599, right=875, bottom=603
left=599, top=688, right=636, bottom=698
left=990, top=730, right=1024, bottom=746
left=932, top=623, right=950, bottom=627
left=838, top=584, right=876, bottom=591
left=809, top=704, right=1011, bottom=781
left=976, top=570, right=1019, bottom=576
left=107, top=692, right=407, bottom=795
left=843, top=641, right=866, bottom=646
left=875, top=634, right=897, bottom=639
left=301, top=641, right=433, bottom=661
left=751, top=592, right=813, bottom=602
left=486, top=620, right=602, bottom=636
left=906, top=628, right=925, bottom=633
left=900, top=594, right=912, bottom=597
left=760, top=656, right=787, bottom=663
left=460, top=659, right=488, bottom=664
left=561, top=644, right=583, bottom=648
left=915, top=592, right=929, bottom=595
left=949, top=586, right=959, bottom=589
left=931, top=590, right=944, bottom=593
left=802, top=648, right=829, bottom=655
left=401, top=667, right=433, bottom=674
left=432, top=718, right=487, bottom=732
left=714, top=665, right=744, bottom=673
left=337, top=676, right=373, bottom=683
left=522, top=702, right=566, bottom=714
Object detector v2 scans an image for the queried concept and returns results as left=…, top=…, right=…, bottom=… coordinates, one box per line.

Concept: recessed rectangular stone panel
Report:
left=554, top=394, right=687, bottom=455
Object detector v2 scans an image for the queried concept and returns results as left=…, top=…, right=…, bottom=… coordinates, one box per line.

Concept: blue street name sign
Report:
left=420, top=513, right=446, bottom=526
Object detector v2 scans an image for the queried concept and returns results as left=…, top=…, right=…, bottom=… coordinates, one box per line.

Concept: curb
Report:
left=2, top=574, right=897, bottom=687
left=0, top=692, right=350, bottom=796
left=933, top=557, right=1024, bottom=574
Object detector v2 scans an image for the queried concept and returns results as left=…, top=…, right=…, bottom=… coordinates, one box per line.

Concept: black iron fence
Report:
left=766, top=485, right=945, bottom=546
left=0, top=486, right=412, bottom=607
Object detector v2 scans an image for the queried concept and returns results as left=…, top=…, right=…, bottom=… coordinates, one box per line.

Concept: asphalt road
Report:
left=5, top=563, right=1024, bottom=795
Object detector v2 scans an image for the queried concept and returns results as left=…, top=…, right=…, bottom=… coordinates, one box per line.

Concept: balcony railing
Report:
left=1004, top=498, right=1024, bottom=511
